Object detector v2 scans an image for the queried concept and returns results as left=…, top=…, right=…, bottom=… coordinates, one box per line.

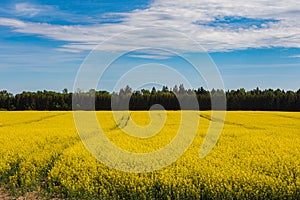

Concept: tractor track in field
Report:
left=0, top=187, right=10, bottom=200
left=110, top=114, right=131, bottom=130
left=0, top=113, right=67, bottom=128
left=0, top=186, right=65, bottom=200
left=0, top=187, right=42, bottom=200
left=274, top=114, right=300, bottom=120
left=199, top=114, right=265, bottom=130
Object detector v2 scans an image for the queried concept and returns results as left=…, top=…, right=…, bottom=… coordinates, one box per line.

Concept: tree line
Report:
left=0, top=85, right=299, bottom=111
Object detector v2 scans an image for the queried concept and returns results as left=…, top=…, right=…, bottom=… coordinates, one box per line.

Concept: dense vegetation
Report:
left=0, top=111, right=299, bottom=199
left=0, top=85, right=299, bottom=111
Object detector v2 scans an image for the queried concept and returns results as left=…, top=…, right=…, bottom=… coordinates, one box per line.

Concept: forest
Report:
left=0, top=85, right=299, bottom=111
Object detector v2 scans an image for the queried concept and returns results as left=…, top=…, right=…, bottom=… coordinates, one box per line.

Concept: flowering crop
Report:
left=0, top=111, right=299, bottom=199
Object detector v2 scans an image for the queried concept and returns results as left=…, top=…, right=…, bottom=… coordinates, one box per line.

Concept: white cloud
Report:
left=0, top=18, right=26, bottom=27
left=14, top=2, right=52, bottom=17
left=223, top=63, right=300, bottom=69
left=56, top=43, right=99, bottom=53
left=126, top=49, right=177, bottom=59
left=289, top=54, right=300, bottom=58
left=0, top=43, right=84, bottom=72
left=127, top=54, right=172, bottom=60
left=0, top=0, right=300, bottom=53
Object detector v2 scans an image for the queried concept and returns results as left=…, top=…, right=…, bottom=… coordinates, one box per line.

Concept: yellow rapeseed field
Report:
left=0, top=111, right=299, bottom=199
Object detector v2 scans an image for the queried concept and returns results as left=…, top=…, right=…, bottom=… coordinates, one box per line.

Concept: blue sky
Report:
left=0, top=0, right=300, bottom=93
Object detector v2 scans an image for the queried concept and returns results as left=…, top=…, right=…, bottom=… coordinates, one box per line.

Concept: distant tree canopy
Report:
left=0, top=86, right=299, bottom=111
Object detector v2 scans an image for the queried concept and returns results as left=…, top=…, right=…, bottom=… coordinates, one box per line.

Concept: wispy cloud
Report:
left=1, top=2, right=101, bottom=24
left=222, top=63, right=300, bottom=69
left=127, top=49, right=176, bottom=60
left=14, top=2, right=48, bottom=17
left=0, top=42, right=85, bottom=73
left=0, top=0, right=299, bottom=53
left=289, top=54, right=300, bottom=58
left=127, top=54, right=172, bottom=60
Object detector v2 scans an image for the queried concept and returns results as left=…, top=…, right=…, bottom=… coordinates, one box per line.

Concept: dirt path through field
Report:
left=0, top=187, right=11, bottom=200
left=0, top=187, right=40, bottom=199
